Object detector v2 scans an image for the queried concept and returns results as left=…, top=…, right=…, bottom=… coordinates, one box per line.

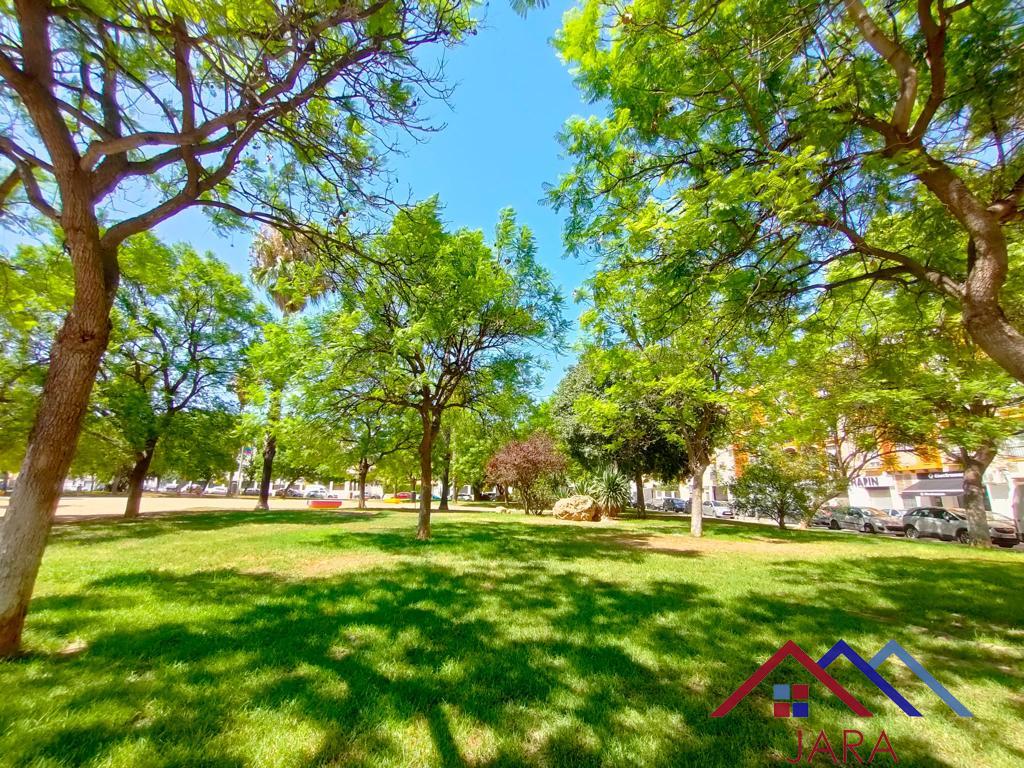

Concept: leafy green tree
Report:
left=88, top=238, right=261, bottom=517
left=341, top=408, right=419, bottom=509
left=730, top=451, right=813, bottom=530
left=816, top=288, right=1024, bottom=545
left=293, top=374, right=419, bottom=508
left=0, top=243, right=71, bottom=476
left=449, top=406, right=525, bottom=501
left=743, top=312, right=934, bottom=511
left=550, top=356, right=689, bottom=516
left=0, top=0, right=478, bottom=654
left=151, top=410, right=243, bottom=487
left=558, top=262, right=740, bottom=536
left=312, top=200, right=566, bottom=538
left=553, top=0, right=1024, bottom=384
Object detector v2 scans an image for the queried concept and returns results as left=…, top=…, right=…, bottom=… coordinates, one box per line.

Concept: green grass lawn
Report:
left=1, top=510, right=1021, bottom=767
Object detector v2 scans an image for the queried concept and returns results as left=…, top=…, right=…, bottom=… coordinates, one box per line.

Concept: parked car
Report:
left=304, top=488, right=327, bottom=499
left=395, top=491, right=414, bottom=500
left=903, top=507, right=1019, bottom=547
left=179, top=482, right=204, bottom=495
left=829, top=506, right=890, bottom=533
left=241, top=486, right=260, bottom=496
left=202, top=485, right=228, bottom=496
left=660, top=497, right=690, bottom=513
left=274, top=487, right=304, bottom=498
left=810, top=508, right=836, bottom=528
left=457, top=492, right=473, bottom=501
left=881, top=513, right=908, bottom=534
left=988, top=515, right=1020, bottom=547
left=703, top=499, right=733, bottom=518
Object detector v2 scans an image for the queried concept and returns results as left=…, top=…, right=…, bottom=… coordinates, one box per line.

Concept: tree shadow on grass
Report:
left=7, top=565, right=729, bottom=767
left=6, top=516, right=1019, bottom=766
left=46, top=509, right=380, bottom=546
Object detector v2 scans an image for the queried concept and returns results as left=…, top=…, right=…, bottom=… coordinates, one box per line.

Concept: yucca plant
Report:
left=587, top=469, right=631, bottom=518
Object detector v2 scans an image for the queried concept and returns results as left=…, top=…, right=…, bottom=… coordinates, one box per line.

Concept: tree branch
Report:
left=843, top=0, right=917, bottom=134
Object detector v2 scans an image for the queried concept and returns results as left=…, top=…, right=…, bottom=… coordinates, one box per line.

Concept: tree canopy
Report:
left=553, top=0, right=1024, bottom=383
left=309, top=198, right=566, bottom=538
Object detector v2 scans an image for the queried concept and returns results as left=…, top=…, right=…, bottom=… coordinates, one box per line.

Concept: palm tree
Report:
left=248, top=226, right=327, bottom=510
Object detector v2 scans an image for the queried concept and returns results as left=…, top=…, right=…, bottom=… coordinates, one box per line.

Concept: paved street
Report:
left=0, top=494, right=477, bottom=522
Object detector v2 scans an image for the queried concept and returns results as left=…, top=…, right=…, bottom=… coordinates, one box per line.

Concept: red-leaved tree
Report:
left=486, top=433, right=566, bottom=516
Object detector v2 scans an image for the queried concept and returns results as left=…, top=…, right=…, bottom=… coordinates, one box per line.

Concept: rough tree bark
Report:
left=438, top=429, right=451, bottom=512
left=690, top=461, right=708, bottom=538
left=256, top=433, right=276, bottom=511
left=416, top=408, right=437, bottom=540
left=256, top=390, right=282, bottom=511
left=960, top=443, right=996, bottom=547
left=0, top=239, right=118, bottom=656
left=357, top=458, right=369, bottom=510
left=634, top=470, right=646, bottom=518
left=124, top=437, right=158, bottom=519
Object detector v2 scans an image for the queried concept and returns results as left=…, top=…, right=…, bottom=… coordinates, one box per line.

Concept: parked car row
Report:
left=658, top=498, right=734, bottom=518
left=811, top=505, right=1020, bottom=547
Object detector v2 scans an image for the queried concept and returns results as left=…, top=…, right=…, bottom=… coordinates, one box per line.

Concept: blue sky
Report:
left=155, top=2, right=595, bottom=396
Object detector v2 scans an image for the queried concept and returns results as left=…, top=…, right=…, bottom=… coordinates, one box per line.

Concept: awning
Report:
left=900, top=478, right=964, bottom=495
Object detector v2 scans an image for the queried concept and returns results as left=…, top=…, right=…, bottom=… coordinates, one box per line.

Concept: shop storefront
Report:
left=898, top=472, right=966, bottom=509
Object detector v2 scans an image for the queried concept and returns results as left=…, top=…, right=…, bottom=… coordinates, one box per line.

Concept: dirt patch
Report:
left=294, top=552, right=400, bottom=578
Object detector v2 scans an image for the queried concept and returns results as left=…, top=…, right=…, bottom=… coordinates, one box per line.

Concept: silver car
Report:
left=829, top=506, right=890, bottom=533
left=902, top=507, right=1019, bottom=547
left=703, top=499, right=733, bottom=518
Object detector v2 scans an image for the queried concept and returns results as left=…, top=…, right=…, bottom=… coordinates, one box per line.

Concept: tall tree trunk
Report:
left=634, top=470, right=646, bottom=518
left=690, top=461, right=708, bottom=538
left=472, top=484, right=482, bottom=501
left=438, top=429, right=451, bottom=512
left=256, top=389, right=282, bottom=511
left=357, top=458, right=369, bottom=510
left=417, top=410, right=435, bottom=540
left=961, top=444, right=995, bottom=547
left=124, top=438, right=158, bottom=519
left=0, top=256, right=117, bottom=656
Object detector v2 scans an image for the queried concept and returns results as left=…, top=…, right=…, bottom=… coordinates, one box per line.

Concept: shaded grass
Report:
left=1, top=509, right=1022, bottom=767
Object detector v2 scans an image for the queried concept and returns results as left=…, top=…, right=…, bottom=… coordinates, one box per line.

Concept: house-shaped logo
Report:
left=711, top=639, right=972, bottom=718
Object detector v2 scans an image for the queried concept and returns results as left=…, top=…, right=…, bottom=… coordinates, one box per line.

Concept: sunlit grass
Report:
left=1, top=509, right=1021, bottom=767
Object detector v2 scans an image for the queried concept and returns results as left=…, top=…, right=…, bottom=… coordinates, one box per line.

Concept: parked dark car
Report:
left=903, top=507, right=1019, bottom=547
left=274, top=487, right=304, bottom=498
left=660, top=497, right=690, bottom=513
left=829, top=506, right=890, bottom=534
